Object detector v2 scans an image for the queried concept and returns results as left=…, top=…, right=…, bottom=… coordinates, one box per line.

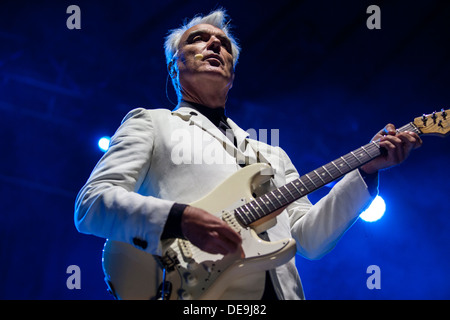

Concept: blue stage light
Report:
left=360, top=195, right=386, bottom=222
left=98, top=136, right=111, bottom=152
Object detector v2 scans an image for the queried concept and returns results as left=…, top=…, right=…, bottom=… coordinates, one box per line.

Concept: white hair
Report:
left=164, top=9, right=241, bottom=68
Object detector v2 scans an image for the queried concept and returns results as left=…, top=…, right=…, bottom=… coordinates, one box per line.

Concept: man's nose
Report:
left=207, top=36, right=221, bottom=53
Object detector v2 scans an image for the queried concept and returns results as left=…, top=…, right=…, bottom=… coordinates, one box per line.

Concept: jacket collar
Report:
left=171, top=101, right=250, bottom=151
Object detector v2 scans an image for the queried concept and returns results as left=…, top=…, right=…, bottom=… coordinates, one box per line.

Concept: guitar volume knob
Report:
left=179, top=290, right=193, bottom=300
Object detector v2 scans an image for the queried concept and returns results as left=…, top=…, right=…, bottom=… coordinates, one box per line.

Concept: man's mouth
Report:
left=203, top=54, right=223, bottom=66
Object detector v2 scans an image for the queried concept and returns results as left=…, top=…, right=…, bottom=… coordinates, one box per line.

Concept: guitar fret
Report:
left=283, top=185, right=295, bottom=199
left=260, top=195, right=272, bottom=211
left=350, top=151, right=363, bottom=164
left=322, top=165, right=334, bottom=180
left=253, top=199, right=266, bottom=215
left=314, top=169, right=326, bottom=184
left=371, top=140, right=381, bottom=151
left=360, top=145, right=372, bottom=158
left=279, top=189, right=289, bottom=202
left=340, top=156, right=352, bottom=169
left=299, top=179, right=309, bottom=193
left=235, top=207, right=250, bottom=225
left=398, top=123, right=418, bottom=134
left=264, top=194, right=276, bottom=210
left=271, top=190, right=283, bottom=206
left=244, top=203, right=257, bottom=221
left=361, top=144, right=379, bottom=159
left=248, top=201, right=261, bottom=219
left=289, top=181, right=302, bottom=197
left=292, top=180, right=306, bottom=196
left=305, top=173, right=318, bottom=188
left=290, top=181, right=300, bottom=193
left=331, top=160, right=343, bottom=174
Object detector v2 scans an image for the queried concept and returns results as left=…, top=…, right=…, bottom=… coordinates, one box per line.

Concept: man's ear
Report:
left=168, top=60, right=177, bottom=79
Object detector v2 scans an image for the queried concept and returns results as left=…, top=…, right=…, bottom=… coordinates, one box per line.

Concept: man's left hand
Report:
left=360, top=123, right=423, bottom=175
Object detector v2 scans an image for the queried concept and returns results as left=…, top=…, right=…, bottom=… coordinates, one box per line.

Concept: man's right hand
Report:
left=181, top=205, right=242, bottom=256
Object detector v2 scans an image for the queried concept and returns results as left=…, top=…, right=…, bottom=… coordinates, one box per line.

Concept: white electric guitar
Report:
left=102, top=109, right=449, bottom=300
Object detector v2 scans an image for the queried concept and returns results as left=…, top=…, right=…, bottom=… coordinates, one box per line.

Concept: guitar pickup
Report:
left=178, top=239, right=193, bottom=260
left=222, top=211, right=242, bottom=233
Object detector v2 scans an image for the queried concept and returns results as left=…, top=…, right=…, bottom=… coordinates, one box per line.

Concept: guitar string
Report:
left=234, top=122, right=421, bottom=225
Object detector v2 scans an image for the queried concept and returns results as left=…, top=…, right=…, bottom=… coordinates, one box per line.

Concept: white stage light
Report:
left=360, top=195, right=386, bottom=222
left=98, top=136, right=111, bottom=152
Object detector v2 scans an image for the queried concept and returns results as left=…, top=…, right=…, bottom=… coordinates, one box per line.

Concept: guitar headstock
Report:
left=413, top=109, right=450, bottom=137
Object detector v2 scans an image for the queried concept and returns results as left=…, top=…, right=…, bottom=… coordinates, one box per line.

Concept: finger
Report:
left=205, top=228, right=241, bottom=255
left=219, top=223, right=242, bottom=244
left=380, top=134, right=403, bottom=147
left=381, top=134, right=414, bottom=164
left=216, top=225, right=242, bottom=252
left=383, top=123, right=397, bottom=136
left=397, top=133, right=417, bottom=155
left=406, top=131, right=423, bottom=149
left=397, top=132, right=423, bottom=154
left=202, top=220, right=242, bottom=253
left=203, top=234, right=230, bottom=255
left=181, top=206, right=242, bottom=255
left=379, top=137, right=401, bottom=163
left=372, top=123, right=395, bottom=142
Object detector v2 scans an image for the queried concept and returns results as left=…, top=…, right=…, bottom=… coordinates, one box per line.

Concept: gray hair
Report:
left=164, top=9, right=241, bottom=68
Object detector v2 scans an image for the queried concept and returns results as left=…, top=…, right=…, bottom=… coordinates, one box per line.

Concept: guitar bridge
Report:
left=157, top=247, right=179, bottom=271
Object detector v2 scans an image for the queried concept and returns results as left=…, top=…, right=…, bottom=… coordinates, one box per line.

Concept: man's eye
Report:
left=192, top=35, right=203, bottom=42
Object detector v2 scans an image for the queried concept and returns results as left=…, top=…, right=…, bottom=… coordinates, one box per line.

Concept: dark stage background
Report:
left=1, top=0, right=449, bottom=300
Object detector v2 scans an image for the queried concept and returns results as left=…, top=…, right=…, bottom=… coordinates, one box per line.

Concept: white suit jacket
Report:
left=75, top=102, right=375, bottom=299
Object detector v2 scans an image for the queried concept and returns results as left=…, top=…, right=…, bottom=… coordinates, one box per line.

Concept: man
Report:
left=74, top=9, right=421, bottom=299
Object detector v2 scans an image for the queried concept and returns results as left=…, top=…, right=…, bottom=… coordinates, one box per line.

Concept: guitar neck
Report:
left=234, top=122, right=421, bottom=227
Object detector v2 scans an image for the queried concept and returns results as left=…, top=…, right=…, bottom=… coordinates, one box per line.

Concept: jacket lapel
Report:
left=171, top=103, right=261, bottom=166
left=171, top=105, right=237, bottom=153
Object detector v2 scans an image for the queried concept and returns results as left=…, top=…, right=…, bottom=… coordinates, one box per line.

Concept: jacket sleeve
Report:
left=280, top=148, right=377, bottom=260
left=74, top=108, right=174, bottom=255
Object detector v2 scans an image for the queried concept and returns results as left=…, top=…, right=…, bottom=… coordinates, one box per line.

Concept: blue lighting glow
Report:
left=98, top=136, right=111, bottom=152
left=360, top=195, right=386, bottom=222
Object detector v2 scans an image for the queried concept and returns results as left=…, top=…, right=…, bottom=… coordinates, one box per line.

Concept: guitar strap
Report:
left=245, top=138, right=276, bottom=176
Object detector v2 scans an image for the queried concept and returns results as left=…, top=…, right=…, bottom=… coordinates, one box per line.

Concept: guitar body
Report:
left=102, top=163, right=297, bottom=300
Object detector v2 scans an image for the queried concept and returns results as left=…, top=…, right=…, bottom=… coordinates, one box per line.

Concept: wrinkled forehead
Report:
left=179, top=23, right=229, bottom=47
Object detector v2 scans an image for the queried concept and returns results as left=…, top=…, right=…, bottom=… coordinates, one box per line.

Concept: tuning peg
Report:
left=422, top=114, right=428, bottom=126
left=431, top=111, right=437, bottom=123
left=441, top=108, right=447, bottom=120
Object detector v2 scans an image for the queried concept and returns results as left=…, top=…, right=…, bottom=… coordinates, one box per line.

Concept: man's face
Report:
left=173, top=24, right=235, bottom=91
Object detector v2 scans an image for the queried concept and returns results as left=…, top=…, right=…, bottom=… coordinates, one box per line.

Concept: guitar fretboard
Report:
left=234, top=122, right=421, bottom=227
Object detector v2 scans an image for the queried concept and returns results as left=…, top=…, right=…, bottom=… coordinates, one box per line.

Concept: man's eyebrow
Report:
left=186, top=29, right=231, bottom=45
left=185, top=29, right=204, bottom=42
